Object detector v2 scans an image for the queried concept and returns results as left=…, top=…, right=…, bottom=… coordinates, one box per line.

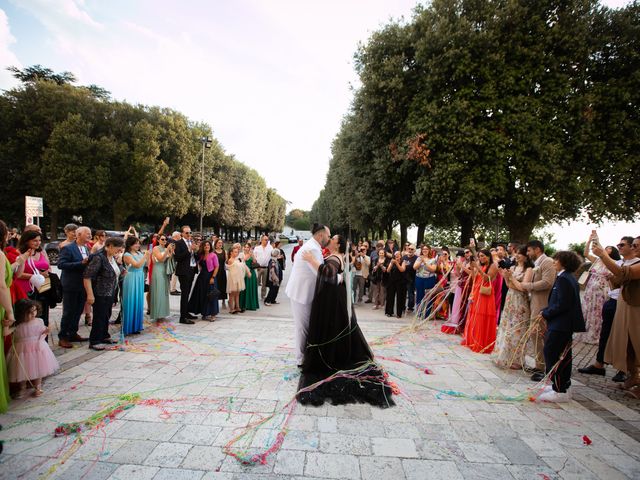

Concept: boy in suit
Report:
left=536, top=251, right=585, bottom=403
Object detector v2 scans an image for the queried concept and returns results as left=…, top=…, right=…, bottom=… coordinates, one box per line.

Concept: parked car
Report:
left=45, top=230, right=127, bottom=265
left=287, top=235, right=299, bottom=243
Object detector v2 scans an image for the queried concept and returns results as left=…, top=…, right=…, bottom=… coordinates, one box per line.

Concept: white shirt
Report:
left=608, top=258, right=640, bottom=300
left=285, top=237, right=323, bottom=304
left=254, top=244, right=273, bottom=267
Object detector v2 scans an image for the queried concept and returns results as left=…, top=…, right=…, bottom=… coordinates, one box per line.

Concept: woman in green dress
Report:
left=150, top=235, right=174, bottom=321
left=1, top=220, right=16, bottom=412
left=240, top=242, right=259, bottom=311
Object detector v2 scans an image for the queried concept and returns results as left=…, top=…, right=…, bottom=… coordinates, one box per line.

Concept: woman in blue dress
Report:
left=122, top=237, right=150, bottom=335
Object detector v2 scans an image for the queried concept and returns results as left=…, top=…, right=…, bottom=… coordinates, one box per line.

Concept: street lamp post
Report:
left=200, top=136, right=212, bottom=234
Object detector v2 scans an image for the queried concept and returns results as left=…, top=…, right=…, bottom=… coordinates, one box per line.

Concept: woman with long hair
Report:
left=492, top=246, right=534, bottom=368
left=298, top=234, right=394, bottom=407
left=15, top=230, right=51, bottom=329
left=413, top=245, right=438, bottom=316
left=239, top=242, right=259, bottom=311
left=226, top=245, right=250, bottom=314
left=213, top=239, right=228, bottom=309
left=150, top=234, right=175, bottom=322
left=578, top=233, right=621, bottom=344
left=188, top=240, right=219, bottom=321
left=122, top=237, right=150, bottom=335
left=442, top=249, right=473, bottom=334
left=462, top=249, right=498, bottom=353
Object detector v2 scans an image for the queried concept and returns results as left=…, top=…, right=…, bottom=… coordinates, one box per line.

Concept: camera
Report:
left=498, top=258, right=514, bottom=269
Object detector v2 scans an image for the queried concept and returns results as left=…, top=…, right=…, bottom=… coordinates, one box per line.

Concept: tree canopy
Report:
left=311, top=0, right=640, bottom=245
left=0, top=66, right=286, bottom=237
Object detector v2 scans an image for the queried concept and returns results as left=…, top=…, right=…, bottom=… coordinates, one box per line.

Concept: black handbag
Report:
left=207, top=283, right=221, bottom=301
left=47, top=272, right=63, bottom=306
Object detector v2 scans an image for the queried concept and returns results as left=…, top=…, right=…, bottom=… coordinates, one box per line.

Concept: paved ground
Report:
left=1, top=244, right=639, bottom=479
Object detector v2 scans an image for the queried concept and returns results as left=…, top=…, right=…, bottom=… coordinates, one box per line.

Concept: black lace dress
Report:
left=297, top=254, right=395, bottom=408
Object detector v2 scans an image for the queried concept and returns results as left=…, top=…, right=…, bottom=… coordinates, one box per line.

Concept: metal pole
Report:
left=200, top=140, right=205, bottom=234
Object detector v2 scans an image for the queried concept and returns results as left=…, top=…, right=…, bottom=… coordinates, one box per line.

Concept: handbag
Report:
left=166, top=256, right=176, bottom=276
left=28, top=257, right=46, bottom=291
left=207, top=283, right=221, bottom=301
left=578, top=270, right=590, bottom=290
left=479, top=276, right=492, bottom=296
left=37, top=277, right=52, bottom=294
left=47, top=272, right=63, bottom=304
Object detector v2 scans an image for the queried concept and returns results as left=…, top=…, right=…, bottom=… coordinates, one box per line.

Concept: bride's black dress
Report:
left=297, top=254, right=395, bottom=408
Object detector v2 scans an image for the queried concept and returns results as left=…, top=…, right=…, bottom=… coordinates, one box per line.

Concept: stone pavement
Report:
left=1, top=245, right=639, bottom=479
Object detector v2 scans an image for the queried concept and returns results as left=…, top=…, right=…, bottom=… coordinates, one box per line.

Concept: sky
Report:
left=0, top=0, right=637, bottom=248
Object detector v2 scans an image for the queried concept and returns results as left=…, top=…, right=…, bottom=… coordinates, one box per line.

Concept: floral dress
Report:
left=492, top=266, right=530, bottom=369
left=577, top=258, right=610, bottom=344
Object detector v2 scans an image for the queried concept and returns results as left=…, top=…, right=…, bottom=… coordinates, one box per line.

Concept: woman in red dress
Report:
left=462, top=249, right=498, bottom=353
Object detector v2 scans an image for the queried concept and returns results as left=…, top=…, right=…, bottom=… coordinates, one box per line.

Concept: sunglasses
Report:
left=160, top=238, right=167, bottom=241
left=184, top=231, right=192, bottom=235
left=617, top=243, right=627, bottom=248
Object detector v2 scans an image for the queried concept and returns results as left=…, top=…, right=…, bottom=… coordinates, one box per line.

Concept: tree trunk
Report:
left=400, top=222, right=408, bottom=249
left=505, top=206, right=541, bottom=245
left=385, top=225, right=393, bottom=240
left=416, top=223, right=425, bottom=246
left=50, top=208, right=58, bottom=240
left=456, top=212, right=474, bottom=248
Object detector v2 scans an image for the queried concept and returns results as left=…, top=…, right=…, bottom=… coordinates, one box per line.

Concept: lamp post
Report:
left=200, top=136, right=212, bottom=234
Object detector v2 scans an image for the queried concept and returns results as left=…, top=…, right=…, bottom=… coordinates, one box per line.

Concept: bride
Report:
left=297, top=234, right=394, bottom=407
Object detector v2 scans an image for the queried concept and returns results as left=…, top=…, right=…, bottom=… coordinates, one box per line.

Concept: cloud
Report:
left=0, top=8, right=22, bottom=91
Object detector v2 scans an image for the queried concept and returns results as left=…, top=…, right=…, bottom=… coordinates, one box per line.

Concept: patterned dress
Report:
left=577, top=259, right=610, bottom=344
left=492, top=266, right=530, bottom=368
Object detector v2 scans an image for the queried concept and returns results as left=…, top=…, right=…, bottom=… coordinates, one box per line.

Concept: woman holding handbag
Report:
left=15, top=230, right=51, bottom=330
left=150, top=235, right=174, bottom=322
left=462, top=249, right=498, bottom=353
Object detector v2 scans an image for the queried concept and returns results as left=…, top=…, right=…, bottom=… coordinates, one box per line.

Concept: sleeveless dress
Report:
left=297, top=254, right=395, bottom=408
left=462, top=265, right=497, bottom=354
left=215, top=250, right=228, bottom=300
left=577, top=258, right=610, bottom=344
left=226, top=258, right=248, bottom=293
left=150, top=247, right=170, bottom=320
left=122, top=252, right=146, bottom=335
left=240, top=257, right=260, bottom=310
left=1, top=257, right=12, bottom=412
left=6, top=318, right=59, bottom=382
left=492, top=266, right=530, bottom=368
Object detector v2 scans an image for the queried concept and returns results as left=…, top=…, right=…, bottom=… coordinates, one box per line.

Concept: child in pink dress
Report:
left=6, top=299, right=59, bottom=397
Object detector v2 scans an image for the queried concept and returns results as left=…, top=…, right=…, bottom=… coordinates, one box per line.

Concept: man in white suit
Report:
left=285, top=223, right=331, bottom=366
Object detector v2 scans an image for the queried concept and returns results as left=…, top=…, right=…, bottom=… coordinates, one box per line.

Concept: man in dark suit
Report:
left=536, top=251, right=585, bottom=403
left=174, top=225, right=198, bottom=324
left=57, top=226, right=93, bottom=348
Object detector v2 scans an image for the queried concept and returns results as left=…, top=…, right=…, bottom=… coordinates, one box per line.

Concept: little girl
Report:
left=6, top=299, right=59, bottom=397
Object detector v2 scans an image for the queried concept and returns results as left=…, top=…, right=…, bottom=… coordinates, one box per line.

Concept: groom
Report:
left=285, top=223, right=331, bottom=366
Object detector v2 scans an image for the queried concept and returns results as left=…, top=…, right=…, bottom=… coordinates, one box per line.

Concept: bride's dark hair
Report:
left=334, top=235, right=346, bottom=254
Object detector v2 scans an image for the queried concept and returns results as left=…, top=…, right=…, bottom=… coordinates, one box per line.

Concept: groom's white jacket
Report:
left=285, top=237, right=323, bottom=305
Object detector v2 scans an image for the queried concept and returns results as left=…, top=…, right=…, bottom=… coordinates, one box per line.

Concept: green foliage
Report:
left=0, top=68, right=286, bottom=234
left=313, top=0, right=640, bottom=244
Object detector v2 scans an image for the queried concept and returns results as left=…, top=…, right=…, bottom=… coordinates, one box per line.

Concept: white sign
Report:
left=25, top=196, right=44, bottom=217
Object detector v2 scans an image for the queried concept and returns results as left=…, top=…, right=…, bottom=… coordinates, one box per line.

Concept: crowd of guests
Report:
left=0, top=219, right=285, bottom=407
left=343, top=232, right=640, bottom=402
left=1, top=218, right=638, bottom=409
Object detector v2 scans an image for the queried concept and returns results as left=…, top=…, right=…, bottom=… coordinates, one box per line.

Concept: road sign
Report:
left=25, top=196, right=44, bottom=217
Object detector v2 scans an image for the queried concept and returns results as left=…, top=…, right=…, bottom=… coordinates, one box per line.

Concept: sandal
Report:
left=33, top=388, right=43, bottom=397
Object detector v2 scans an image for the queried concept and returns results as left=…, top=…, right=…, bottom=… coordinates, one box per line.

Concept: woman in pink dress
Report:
left=15, top=230, right=51, bottom=329
left=6, top=299, right=59, bottom=397
left=442, top=249, right=473, bottom=334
